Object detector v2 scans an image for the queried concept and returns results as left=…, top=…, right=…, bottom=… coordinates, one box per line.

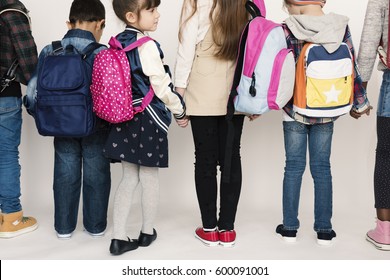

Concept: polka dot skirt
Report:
left=103, top=112, right=169, bottom=167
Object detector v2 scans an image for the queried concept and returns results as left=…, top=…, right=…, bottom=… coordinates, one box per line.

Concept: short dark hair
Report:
left=113, top=0, right=160, bottom=24
left=69, top=0, right=105, bottom=24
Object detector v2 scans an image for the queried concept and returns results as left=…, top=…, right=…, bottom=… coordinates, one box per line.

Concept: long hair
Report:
left=178, top=0, right=198, bottom=42
left=179, top=0, right=248, bottom=61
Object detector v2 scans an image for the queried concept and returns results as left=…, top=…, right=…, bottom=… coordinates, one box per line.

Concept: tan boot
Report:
left=0, top=211, right=38, bottom=238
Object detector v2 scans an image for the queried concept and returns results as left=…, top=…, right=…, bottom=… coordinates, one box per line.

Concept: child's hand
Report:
left=175, top=87, right=186, bottom=97
left=350, top=105, right=373, bottom=119
left=176, top=116, right=189, bottom=128
left=248, top=114, right=261, bottom=121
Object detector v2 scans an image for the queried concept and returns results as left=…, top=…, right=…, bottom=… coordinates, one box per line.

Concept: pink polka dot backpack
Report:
left=91, top=36, right=154, bottom=123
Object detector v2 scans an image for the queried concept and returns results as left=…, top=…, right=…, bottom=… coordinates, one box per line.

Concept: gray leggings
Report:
left=112, top=162, right=159, bottom=240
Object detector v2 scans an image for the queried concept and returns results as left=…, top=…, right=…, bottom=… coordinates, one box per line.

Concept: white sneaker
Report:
left=56, top=232, right=73, bottom=240
left=84, top=229, right=105, bottom=238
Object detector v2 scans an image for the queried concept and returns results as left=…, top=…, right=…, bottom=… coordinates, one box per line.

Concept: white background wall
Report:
left=11, top=0, right=384, bottom=260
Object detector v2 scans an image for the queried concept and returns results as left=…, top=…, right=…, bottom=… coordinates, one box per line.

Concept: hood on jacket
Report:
left=285, top=12, right=349, bottom=53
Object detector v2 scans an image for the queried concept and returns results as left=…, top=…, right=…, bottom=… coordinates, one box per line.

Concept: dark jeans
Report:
left=53, top=127, right=111, bottom=234
left=190, top=115, right=244, bottom=230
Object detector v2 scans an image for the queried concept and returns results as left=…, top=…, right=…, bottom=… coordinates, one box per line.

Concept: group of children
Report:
left=0, top=0, right=389, bottom=256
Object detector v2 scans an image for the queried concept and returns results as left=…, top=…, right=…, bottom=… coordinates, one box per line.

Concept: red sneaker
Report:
left=219, top=230, right=236, bottom=247
left=195, top=227, right=219, bottom=246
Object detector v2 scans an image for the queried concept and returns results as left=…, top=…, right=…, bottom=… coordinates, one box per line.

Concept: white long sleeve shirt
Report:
left=174, top=0, right=213, bottom=88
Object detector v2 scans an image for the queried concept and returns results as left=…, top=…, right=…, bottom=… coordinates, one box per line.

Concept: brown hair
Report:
left=179, top=0, right=248, bottom=61
left=113, top=0, right=161, bottom=24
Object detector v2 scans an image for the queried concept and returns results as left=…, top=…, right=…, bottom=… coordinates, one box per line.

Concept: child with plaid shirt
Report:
left=0, top=0, right=38, bottom=238
left=275, top=0, right=371, bottom=246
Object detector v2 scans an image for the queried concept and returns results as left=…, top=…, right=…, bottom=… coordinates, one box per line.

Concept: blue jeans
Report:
left=53, top=127, right=111, bottom=234
left=0, top=97, right=23, bottom=214
left=282, top=121, right=334, bottom=233
left=377, top=70, right=390, bottom=117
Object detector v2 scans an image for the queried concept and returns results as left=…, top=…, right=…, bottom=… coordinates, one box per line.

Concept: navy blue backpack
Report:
left=35, top=41, right=102, bottom=137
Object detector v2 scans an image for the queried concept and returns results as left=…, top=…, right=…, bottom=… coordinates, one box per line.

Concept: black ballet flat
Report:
left=138, top=228, right=157, bottom=247
left=109, top=238, right=139, bottom=255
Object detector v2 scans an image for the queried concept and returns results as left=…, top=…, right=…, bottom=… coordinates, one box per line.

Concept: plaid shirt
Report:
left=282, top=24, right=370, bottom=125
left=0, top=0, right=37, bottom=90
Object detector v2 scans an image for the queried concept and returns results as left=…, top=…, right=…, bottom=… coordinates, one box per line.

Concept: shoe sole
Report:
left=110, top=239, right=139, bottom=255
left=87, top=232, right=105, bottom=238
left=366, top=235, right=390, bottom=251
left=317, top=238, right=335, bottom=246
left=89, top=234, right=104, bottom=238
left=0, top=223, right=38, bottom=238
left=194, top=233, right=219, bottom=247
left=219, top=241, right=235, bottom=247
left=57, top=234, right=72, bottom=240
left=84, top=228, right=105, bottom=238
left=276, top=233, right=297, bottom=243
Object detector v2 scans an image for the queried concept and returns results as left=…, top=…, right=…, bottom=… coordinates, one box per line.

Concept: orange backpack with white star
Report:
left=293, top=42, right=354, bottom=118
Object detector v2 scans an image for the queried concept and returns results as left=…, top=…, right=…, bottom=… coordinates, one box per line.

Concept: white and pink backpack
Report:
left=91, top=36, right=154, bottom=124
left=227, top=0, right=295, bottom=117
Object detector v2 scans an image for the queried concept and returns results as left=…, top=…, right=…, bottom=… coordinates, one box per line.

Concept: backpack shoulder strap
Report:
left=226, top=22, right=250, bottom=120
left=0, top=3, right=31, bottom=25
left=0, top=4, right=31, bottom=93
left=250, top=0, right=266, bottom=18
left=81, top=42, right=105, bottom=57
left=223, top=20, right=251, bottom=184
left=293, top=43, right=312, bottom=107
left=50, top=41, right=103, bottom=57
left=245, top=1, right=262, bottom=18
left=51, top=41, right=63, bottom=54
left=295, top=43, right=312, bottom=79
left=108, top=36, right=153, bottom=52
left=125, top=36, right=153, bottom=52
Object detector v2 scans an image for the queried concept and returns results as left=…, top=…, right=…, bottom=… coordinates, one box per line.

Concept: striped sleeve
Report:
left=139, top=39, right=186, bottom=119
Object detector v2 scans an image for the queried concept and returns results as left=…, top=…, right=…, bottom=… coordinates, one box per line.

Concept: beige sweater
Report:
left=358, top=0, right=389, bottom=82
left=182, top=30, right=235, bottom=116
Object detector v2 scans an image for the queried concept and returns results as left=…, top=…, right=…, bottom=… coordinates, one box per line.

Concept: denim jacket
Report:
left=25, top=29, right=105, bottom=115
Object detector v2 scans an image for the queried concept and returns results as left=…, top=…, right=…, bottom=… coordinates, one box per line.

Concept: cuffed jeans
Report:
left=0, top=97, right=23, bottom=214
left=53, top=128, right=111, bottom=235
left=190, top=115, right=244, bottom=231
left=282, top=121, right=334, bottom=233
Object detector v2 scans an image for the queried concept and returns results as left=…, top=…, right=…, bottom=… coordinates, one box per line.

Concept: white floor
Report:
left=1, top=112, right=389, bottom=280
left=2, top=113, right=390, bottom=260
left=1, top=194, right=389, bottom=261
